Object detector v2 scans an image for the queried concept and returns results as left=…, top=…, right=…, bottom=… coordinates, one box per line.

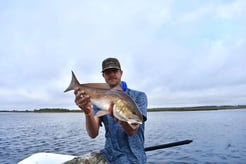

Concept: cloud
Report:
left=0, top=0, right=246, bottom=110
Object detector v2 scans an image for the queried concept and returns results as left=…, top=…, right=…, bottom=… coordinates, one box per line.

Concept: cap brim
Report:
left=102, top=66, right=121, bottom=72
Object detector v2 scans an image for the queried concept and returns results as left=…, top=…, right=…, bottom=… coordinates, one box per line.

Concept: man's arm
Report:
left=84, top=105, right=100, bottom=138
left=74, top=89, right=100, bottom=138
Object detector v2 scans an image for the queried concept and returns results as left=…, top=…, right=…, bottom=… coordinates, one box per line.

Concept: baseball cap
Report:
left=102, top=57, right=121, bottom=72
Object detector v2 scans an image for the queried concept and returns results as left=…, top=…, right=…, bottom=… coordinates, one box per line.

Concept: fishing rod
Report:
left=144, top=139, right=192, bottom=152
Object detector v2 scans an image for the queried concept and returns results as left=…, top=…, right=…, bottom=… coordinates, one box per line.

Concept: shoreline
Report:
left=1, top=105, right=246, bottom=113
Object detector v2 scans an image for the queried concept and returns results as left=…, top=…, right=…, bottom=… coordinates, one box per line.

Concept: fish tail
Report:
left=64, top=71, right=80, bottom=92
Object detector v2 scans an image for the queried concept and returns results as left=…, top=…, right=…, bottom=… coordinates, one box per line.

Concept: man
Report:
left=73, top=57, right=148, bottom=164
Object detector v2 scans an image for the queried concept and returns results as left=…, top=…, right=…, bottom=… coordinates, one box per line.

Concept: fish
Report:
left=64, top=71, right=143, bottom=129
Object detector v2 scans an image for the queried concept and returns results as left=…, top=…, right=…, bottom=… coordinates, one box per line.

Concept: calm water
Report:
left=0, top=109, right=245, bottom=164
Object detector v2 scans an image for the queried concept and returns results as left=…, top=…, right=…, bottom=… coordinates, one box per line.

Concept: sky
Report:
left=0, top=0, right=246, bottom=110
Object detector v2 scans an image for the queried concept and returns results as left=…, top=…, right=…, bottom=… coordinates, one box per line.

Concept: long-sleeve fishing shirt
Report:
left=94, top=81, right=148, bottom=164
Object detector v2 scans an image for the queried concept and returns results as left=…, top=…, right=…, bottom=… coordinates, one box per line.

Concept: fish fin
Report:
left=127, top=120, right=142, bottom=130
left=95, top=111, right=110, bottom=117
left=108, top=102, right=114, bottom=116
left=80, top=83, right=123, bottom=92
left=82, top=83, right=123, bottom=91
left=64, top=71, right=80, bottom=92
left=82, top=83, right=111, bottom=89
left=95, top=102, right=114, bottom=117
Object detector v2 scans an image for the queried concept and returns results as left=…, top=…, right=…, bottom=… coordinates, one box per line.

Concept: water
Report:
left=0, top=109, right=245, bottom=164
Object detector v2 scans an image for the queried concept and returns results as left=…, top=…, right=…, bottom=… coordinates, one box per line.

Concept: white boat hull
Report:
left=18, top=152, right=76, bottom=164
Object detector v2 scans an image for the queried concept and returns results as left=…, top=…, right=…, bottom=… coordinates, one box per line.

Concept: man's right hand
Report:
left=74, top=88, right=93, bottom=116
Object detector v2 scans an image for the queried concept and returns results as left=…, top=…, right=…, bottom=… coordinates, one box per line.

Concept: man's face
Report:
left=102, top=68, right=122, bottom=87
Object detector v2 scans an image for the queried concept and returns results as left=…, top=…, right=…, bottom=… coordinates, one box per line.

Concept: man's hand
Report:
left=74, top=88, right=93, bottom=116
left=115, top=118, right=140, bottom=136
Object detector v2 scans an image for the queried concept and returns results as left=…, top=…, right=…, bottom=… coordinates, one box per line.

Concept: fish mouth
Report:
left=129, top=122, right=142, bottom=130
left=131, top=122, right=141, bottom=126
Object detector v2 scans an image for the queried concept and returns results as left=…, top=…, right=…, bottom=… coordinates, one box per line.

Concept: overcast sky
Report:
left=1, top=0, right=246, bottom=110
